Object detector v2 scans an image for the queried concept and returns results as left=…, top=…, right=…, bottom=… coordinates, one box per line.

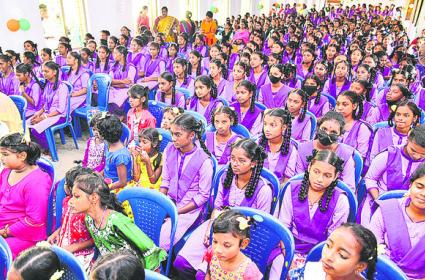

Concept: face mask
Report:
left=316, top=129, right=339, bottom=146
left=302, top=85, right=317, bottom=95
left=269, top=75, right=281, bottom=84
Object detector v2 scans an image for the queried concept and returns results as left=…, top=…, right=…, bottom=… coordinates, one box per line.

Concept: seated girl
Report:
left=258, top=64, right=293, bottom=109
left=127, top=38, right=145, bottom=71
left=80, top=48, right=94, bottom=71
left=156, top=71, right=186, bottom=108
left=378, top=83, right=413, bottom=122
left=137, top=42, right=165, bottom=89
left=349, top=79, right=380, bottom=125
left=82, top=113, right=105, bottom=172
left=55, top=42, right=71, bottom=67
left=177, top=33, right=192, bottom=59
left=221, top=61, right=250, bottom=102
left=0, top=54, right=19, bottom=96
left=161, top=106, right=184, bottom=131
left=188, top=50, right=208, bottom=79
left=209, top=59, right=228, bottom=96
left=192, top=34, right=208, bottom=57
left=93, top=46, right=112, bottom=74
left=165, top=42, right=178, bottom=73
left=173, top=58, right=195, bottom=96
left=303, top=74, right=331, bottom=118
left=322, top=60, right=352, bottom=99
left=296, top=47, right=315, bottom=81
left=248, top=51, right=270, bottom=89
left=286, top=89, right=313, bottom=142
left=14, top=64, right=44, bottom=118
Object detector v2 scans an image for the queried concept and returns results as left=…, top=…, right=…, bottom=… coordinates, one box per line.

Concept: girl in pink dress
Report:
left=82, top=113, right=105, bottom=172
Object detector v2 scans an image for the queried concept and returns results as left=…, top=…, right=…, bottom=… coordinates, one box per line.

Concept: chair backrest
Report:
left=322, top=93, right=336, bottom=108
left=55, top=178, right=68, bottom=230
left=305, top=111, right=317, bottom=140
left=52, top=246, right=88, bottom=280
left=61, top=65, right=71, bottom=74
left=255, top=102, right=267, bottom=111
left=185, top=110, right=207, bottom=128
left=148, top=100, right=167, bottom=128
left=145, top=269, right=170, bottom=280
left=232, top=207, right=295, bottom=279
left=117, top=188, right=178, bottom=276
left=421, top=109, right=425, bottom=124
left=353, top=149, right=363, bottom=187
left=62, top=81, right=74, bottom=124
left=0, top=236, right=12, bottom=279
left=205, top=123, right=251, bottom=138
left=176, top=87, right=192, bottom=100
left=9, top=95, right=27, bottom=133
left=218, top=97, right=229, bottom=106
left=377, top=190, right=407, bottom=201
left=157, top=128, right=172, bottom=152
left=87, top=73, right=112, bottom=111
left=38, top=157, right=56, bottom=235
left=121, top=123, right=130, bottom=145
left=372, top=121, right=390, bottom=132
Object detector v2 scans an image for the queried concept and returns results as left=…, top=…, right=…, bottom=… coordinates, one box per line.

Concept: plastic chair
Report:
left=148, top=100, right=167, bottom=128
left=73, top=73, right=112, bottom=137
left=353, top=150, right=363, bottom=188
left=117, top=188, right=178, bottom=276
left=176, top=87, right=192, bottom=100
left=421, top=109, right=425, bottom=124
left=305, top=111, right=317, bottom=140
left=373, top=121, right=390, bottom=132
left=9, top=95, right=27, bottom=133
left=0, top=236, right=12, bottom=280
left=157, top=128, right=172, bottom=152
left=377, top=190, right=407, bottom=201
left=145, top=269, right=170, bottom=280
left=52, top=246, right=88, bottom=280
left=232, top=207, right=295, bottom=279
left=255, top=102, right=267, bottom=111
left=218, top=97, right=229, bottom=106
left=185, top=110, right=207, bottom=128
left=38, top=157, right=57, bottom=235
left=322, top=93, right=336, bottom=108
left=54, top=178, right=67, bottom=230
left=121, top=123, right=130, bottom=146
left=61, top=65, right=71, bottom=74
left=45, top=81, right=79, bottom=162
left=205, top=123, right=250, bottom=138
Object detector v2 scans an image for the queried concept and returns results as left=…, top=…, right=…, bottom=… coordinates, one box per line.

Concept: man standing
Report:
left=154, top=6, right=179, bottom=42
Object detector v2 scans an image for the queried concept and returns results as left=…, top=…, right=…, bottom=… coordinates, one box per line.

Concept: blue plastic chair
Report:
left=117, top=188, right=178, bottom=276
left=149, top=100, right=167, bottom=128
left=305, top=242, right=408, bottom=280
left=145, top=269, right=170, bottom=280
left=38, top=157, right=57, bottom=235
left=322, top=93, right=336, bottom=108
left=9, top=95, right=27, bottom=133
left=377, top=190, right=407, bottom=201
left=205, top=123, right=250, bottom=138
left=255, top=102, right=267, bottom=111
left=185, top=110, right=207, bottom=128
left=61, top=65, right=71, bottom=74
left=73, top=73, right=112, bottom=138
left=0, top=236, right=12, bottom=280
left=176, top=87, right=192, bottom=100
left=373, top=121, right=390, bottom=132
left=52, top=246, right=88, bottom=280
left=421, top=109, right=425, bottom=124
left=54, top=178, right=67, bottom=230
left=45, top=81, right=79, bottom=162
left=232, top=207, right=295, bottom=279
left=121, top=123, right=130, bottom=146
left=305, top=111, right=317, bottom=140
left=218, top=97, right=229, bottom=106
left=353, top=149, right=363, bottom=188
left=157, top=128, right=172, bottom=152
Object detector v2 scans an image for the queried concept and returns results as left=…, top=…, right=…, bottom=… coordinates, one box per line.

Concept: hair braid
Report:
left=171, top=77, right=177, bottom=105
left=318, top=179, right=337, bottom=212
left=355, top=99, right=364, bottom=120
left=223, top=165, right=235, bottom=189
left=281, top=113, right=292, bottom=156
left=245, top=147, right=266, bottom=198
left=298, top=170, right=310, bottom=201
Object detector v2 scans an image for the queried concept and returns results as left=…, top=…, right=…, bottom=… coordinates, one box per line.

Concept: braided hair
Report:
left=194, top=75, right=218, bottom=100
left=233, top=61, right=250, bottom=78
left=138, top=128, right=162, bottom=171
left=388, top=100, right=421, bottom=128
left=15, top=63, right=45, bottom=90
left=237, top=80, right=257, bottom=113
left=22, top=51, right=40, bottom=66
left=223, top=139, right=267, bottom=198
left=173, top=58, right=189, bottom=86
left=302, top=74, right=322, bottom=105
left=287, top=89, right=308, bottom=122
left=260, top=108, right=292, bottom=156
left=217, top=52, right=230, bottom=72
left=298, top=150, right=344, bottom=212
left=210, top=59, right=228, bottom=80
left=188, top=50, right=202, bottom=77
left=301, top=48, right=316, bottom=73
left=114, top=45, right=128, bottom=72
left=44, top=61, right=61, bottom=90
left=211, top=106, right=238, bottom=128
left=357, top=64, right=377, bottom=88
left=338, top=90, right=363, bottom=120
left=160, top=71, right=177, bottom=105
left=24, top=40, right=39, bottom=57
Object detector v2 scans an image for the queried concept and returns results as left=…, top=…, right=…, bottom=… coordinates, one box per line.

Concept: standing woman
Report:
left=303, top=74, right=331, bottom=118
left=55, top=42, right=71, bottom=67
left=258, top=64, right=293, bottom=109
left=14, top=64, right=44, bottom=118
left=0, top=55, right=19, bottom=96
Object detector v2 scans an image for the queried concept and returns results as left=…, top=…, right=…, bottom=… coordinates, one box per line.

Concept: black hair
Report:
left=251, top=51, right=267, bottom=67
left=128, top=84, right=149, bottom=109
left=0, top=54, right=12, bottom=66
left=318, top=111, right=346, bottom=136
left=58, top=42, right=72, bottom=54
left=139, top=128, right=162, bottom=171
left=15, top=63, right=45, bottom=90
left=233, top=61, right=250, bottom=77
left=212, top=209, right=254, bottom=240
left=390, top=65, right=416, bottom=87
left=114, top=45, right=128, bottom=72
left=287, top=89, right=308, bottom=122
left=407, top=125, right=425, bottom=148
left=260, top=108, right=292, bottom=156
left=22, top=51, right=40, bottom=66
left=43, top=61, right=61, bottom=90
left=188, top=50, right=202, bottom=76
left=5, top=50, right=21, bottom=65
left=178, top=33, right=189, bottom=53
left=391, top=83, right=413, bottom=100
left=95, top=45, right=111, bottom=71
left=223, top=138, right=267, bottom=198
left=194, top=75, right=217, bottom=99
left=299, top=150, right=344, bottom=212
left=80, top=47, right=93, bottom=63
left=172, top=113, right=211, bottom=157
left=173, top=58, right=189, bottom=86
left=12, top=246, right=61, bottom=280
left=159, top=71, right=177, bottom=105
left=302, top=74, right=322, bottom=105
left=388, top=100, right=421, bottom=128
left=339, top=223, right=378, bottom=280
left=120, top=34, right=129, bottom=47
left=41, top=48, right=53, bottom=60
left=210, top=58, right=228, bottom=80
left=211, top=106, right=238, bottom=128
left=167, top=42, right=178, bottom=58
left=351, top=78, right=373, bottom=102
left=338, top=90, right=363, bottom=120
left=237, top=80, right=257, bottom=113
left=24, top=40, right=39, bottom=57
left=410, top=162, right=425, bottom=183
left=331, top=60, right=351, bottom=83
left=206, top=11, right=213, bottom=18
left=101, top=30, right=111, bottom=36
left=357, top=64, right=377, bottom=87
left=68, top=51, right=82, bottom=75
left=97, top=114, right=123, bottom=144
left=0, top=133, right=41, bottom=165
left=89, top=112, right=104, bottom=128
left=75, top=173, right=124, bottom=214
left=109, top=36, right=119, bottom=47
left=91, top=251, right=145, bottom=280
left=301, top=47, right=316, bottom=73
left=65, top=166, right=93, bottom=194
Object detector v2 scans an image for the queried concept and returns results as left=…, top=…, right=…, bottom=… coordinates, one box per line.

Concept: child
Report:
left=0, top=133, right=52, bottom=258
left=161, top=106, right=184, bottom=131
left=156, top=71, right=186, bottom=108
left=80, top=48, right=94, bottom=71
left=313, top=60, right=330, bottom=86
left=14, top=63, right=44, bottom=118
left=282, top=63, right=301, bottom=89
left=159, top=113, right=214, bottom=251
left=63, top=51, right=90, bottom=112
left=126, top=85, right=156, bottom=146
left=336, top=91, right=373, bottom=159
left=248, top=51, right=270, bottom=89
left=378, top=84, right=413, bottom=123
left=127, top=38, right=144, bottom=70
left=90, top=251, right=146, bottom=280
left=94, top=46, right=111, bottom=74
left=303, top=74, right=331, bottom=118
left=82, top=113, right=106, bottom=172
left=131, top=128, right=163, bottom=190
left=47, top=166, right=94, bottom=269
left=205, top=106, right=241, bottom=166
left=286, top=89, right=313, bottom=142
left=230, top=80, right=263, bottom=136
left=290, top=223, right=377, bottom=280
left=355, top=64, right=379, bottom=103
left=193, top=34, right=209, bottom=57
left=297, top=48, right=315, bottom=80
left=258, top=64, right=293, bottom=109
left=322, top=60, right=352, bottom=99
left=188, top=50, right=208, bottom=78
left=221, top=61, right=250, bottom=102
left=349, top=79, right=380, bottom=125
left=270, top=150, right=350, bottom=279
left=259, top=108, right=297, bottom=183
left=369, top=163, right=425, bottom=279
left=138, top=42, right=165, bottom=89
left=97, top=114, right=132, bottom=190
left=209, top=59, right=228, bottom=96
left=55, top=42, right=71, bottom=66
left=173, top=58, right=195, bottom=96
left=68, top=173, right=167, bottom=270
left=0, top=54, right=19, bottom=96
left=188, top=75, right=223, bottom=124
left=177, top=33, right=192, bottom=59
left=165, top=42, right=178, bottom=72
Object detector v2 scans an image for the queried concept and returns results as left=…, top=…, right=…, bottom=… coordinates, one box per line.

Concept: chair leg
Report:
left=68, top=125, right=79, bottom=149
left=45, top=129, right=58, bottom=161
left=59, top=129, right=66, bottom=144
left=73, top=115, right=82, bottom=138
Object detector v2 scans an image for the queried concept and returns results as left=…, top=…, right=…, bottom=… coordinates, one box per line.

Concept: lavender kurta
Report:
left=108, top=63, right=137, bottom=107
left=262, top=140, right=298, bottom=183
left=0, top=71, right=19, bottom=96
left=291, top=114, right=312, bottom=142
left=361, top=101, right=380, bottom=125
left=63, top=70, right=90, bottom=112
left=176, top=76, right=195, bottom=97
left=220, top=80, right=237, bottom=102
left=15, top=80, right=43, bottom=117
left=370, top=126, right=408, bottom=161
left=230, top=102, right=263, bottom=136
left=155, top=90, right=186, bottom=108
left=341, top=120, right=372, bottom=159
left=258, top=83, right=293, bottom=109
left=205, top=131, right=241, bottom=167
left=55, top=55, right=67, bottom=67
left=188, top=97, right=223, bottom=124
left=248, top=69, right=270, bottom=89
left=137, top=56, right=165, bottom=89
left=322, top=78, right=351, bottom=99
left=307, top=95, right=331, bottom=118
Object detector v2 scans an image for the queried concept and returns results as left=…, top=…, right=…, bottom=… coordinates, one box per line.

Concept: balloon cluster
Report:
left=6, top=18, right=31, bottom=32
left=210, top=6, right=219, bottom=13
left=258, top=3, right=264, bottom=10
left=272, top=3, right=281, bottom=8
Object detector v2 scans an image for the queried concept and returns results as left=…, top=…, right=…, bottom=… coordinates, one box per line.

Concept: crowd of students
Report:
left=1, top=2, right=425, bottom=280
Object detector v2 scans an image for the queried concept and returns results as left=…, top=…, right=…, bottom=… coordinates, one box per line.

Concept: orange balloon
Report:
left=7, top=19, right=20, bottom=32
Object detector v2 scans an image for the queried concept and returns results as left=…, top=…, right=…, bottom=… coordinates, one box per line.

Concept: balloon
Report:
left=258, top=4, right=264, bottom=10
left=6, top=19, right=20, bottom=32
left=19, top=18, right=31, bottom=31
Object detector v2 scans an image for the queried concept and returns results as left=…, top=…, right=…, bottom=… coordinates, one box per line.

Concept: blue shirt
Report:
left=104, top=147, right=132, bottom=183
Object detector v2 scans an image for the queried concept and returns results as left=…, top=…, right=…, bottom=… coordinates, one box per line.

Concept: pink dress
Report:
left=82, top=137, right=106, bottom=172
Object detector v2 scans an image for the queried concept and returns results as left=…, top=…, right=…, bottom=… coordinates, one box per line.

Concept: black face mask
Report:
left=302, top=85, right=317, bottom=96
left=316, top=129, right=339, bottom=146
left=269, top=75, right=281, bottom=84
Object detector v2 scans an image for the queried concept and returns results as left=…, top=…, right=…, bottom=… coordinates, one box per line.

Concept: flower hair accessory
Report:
left=236, top=217, right=251, bottom=230
left=158, top=134, right=163, bottom=141
left=172, top=107, right=180, bottom=115
left=50, top=270, right=64, bottom=280
left=36, top=241, right=52, bottom=248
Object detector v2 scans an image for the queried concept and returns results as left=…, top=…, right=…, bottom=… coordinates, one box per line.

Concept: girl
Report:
left=23, top=40, right=41, bottom=64
left=0, top=133, right=52, bottom=258
left=248, top=51, right=270, bottom=89
left=370, top=101, right=420, bottom=160
left=188, top=75, right=223, bottom=124
left=154, top=33, right=168, bottom=59
left=180, top=210, right=264, bottom=280
left=286, top=89, right=312, bottom=142
left=188, top=50, right=207, bottom=79
left=355, top=64, right=378, bottom=103
left=127, top=38, right=144, bottom=69
left=202, top=44, right=221, bottom=70
left=5, top=50, right=20, bottom=68
left=68, top=173, right=167, bottom=270
left=14, top=63, right=44, bottom=118
left=259, top=108, right=297, bottom=183
left=55, top=42, right=71, bottom=67
left=40, top=48, right=53, bottom=64
left=0, top=54, right=19, bottom=96
left=221, top=61, right=250, bottom=102
left=80, top=48, right=94, bottom=71
left=108, top=36, right=119, bottom=52
left=47, top=166, right=94, bottom=269
left=282, top=63, right=301, bottom=89
left=209, top=59, right=228, bottom=96
left=177, top=33, right=192, bottom=59
left=379, top=83, right=413, bottom=122
left=82, top=113, right=106, bottom=172
left=108, top=46, right=136, bottom=115
left=27, top=62, right=68, bottom=151
left=291, top=223, right=377, bottom=280
left=161, top=106, right=184, bottom=131
left=322, top=60, right=352, bottom=99
left=156, top=71, right=185, bottom=108
left=90, top=251, right=145, bottom=280
left=159, top=113, right=214, bottom=251
left=138, top=42, right=165, bottom=89
left=22, top=51, right=41, bottom=75
left=86, top=40, right=98, bottom=61
left=336, top=91, right=373, bottom=159
left=119, top=34, right=130, bottom=48
left=193, top=34, right=208, bottom=57
left=94, top=45, right=111, bottom=74
left=63, top=51, right=90, bottom=112
left=288, top=111, right=357, bottom=191
left=258, top=64, right=293, bottom=109
left=230, top=80, right=263, bottom=136
left=165, top=43, right=178, bottom=72
left=205, top=106, right=241, bottom=166
left=173, top=58, right=195, bottom=96
left=297, top=48, right=315, bottom=80
left=324, top=44, right=339, bottom=65
left=313, top=60, right=331, bottom=86
left=270, top=150, right=349, bottom=279
left=369, top=163, right=425, bottom=279
left=349, top=48, right=364, bottom=75
left=303, top=74, right=331, bottom=118
left=348, top=79, right=380, bottom=125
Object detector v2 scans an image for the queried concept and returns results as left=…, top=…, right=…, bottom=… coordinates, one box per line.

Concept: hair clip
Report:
left=236, top=217, right=251, bottom=230
left=36, top=241, right=52, bottom=248
left=158, top=134, right=163, bottom=141
left=50, top=270, right=64, bottom=280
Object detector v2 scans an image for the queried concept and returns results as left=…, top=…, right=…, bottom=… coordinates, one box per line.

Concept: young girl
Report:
left=126, top=85, right=156, bottom=146
left=248, top=51, right=270, bottom=89
left=156, top=71, right=186, bottom=108
left=177, top=33, right=192, bottom=59
left=369, top=163, right=425, bottom=279
left=193, top=34, right=208, bottom=57
left=322, top=60, right=352, bottom=99
left=270, top=150, right=350, bottom=279
left=202, top=44, right=221, bottom=70
left=23, top=40, right=41, bottom=64
left=55, top=42, right=71, bottom=67
left=378, top=83, right=413, bottom=122
left=188, top=50, right=207, bottom=78
left=68, top=173, right=167, bottom=270
left=63, top=51, right=90, bottom=112
left=127, top=38, right=144, bottom=70
left=349, top=48, right=364, bottom=76
left=291, top=223, right=377, bottom=280
left=259, top=108, right=297, bottom=183
left=47, top=166, right=94, bottom=269
left=297, top=48, right=315, bottom=80
left=80, top=48, right=94, bottom=71
left=155, top=33, right=168, bottom=59
left=303, top=74, right=331, bottom=118
left=97, top=114, right=132, bottom=190
left=221, top=61, right=250, bottom=102
left=161, top=106, right=184, bottom=131
left=336, top=91, right=373, bottom=159
left=165, top=42, right=178, bottom=72
left=94, top=45, right=111, bottom=74
left=370, top=101, right=420, bottom=160
left=286, top=89, right=313, bottom=142
left=14, top=63, right=44, bottom=118
left=205, top=106, right=241, bottom=166
left=230, top=80, right=263, bottom=136
left=90, top=251, right=145, bottom=280
left=0, top=133, right=52, bottom=258
left=82, top=113, right=106, bottom=172
left=313, top=60, right=331, bottom=86
left=348, top=79, right=380, bottom=125
left=138, top=42, right=165, bottom=89
left=22, top=51, right=41, bottom=74
left=159, top=113, right=214, bottom=251
left=40, top=48, right=53, bottom=64
left=0, top=54, right=19, bottom=96
left=258, top=64, right=293, bottom=109
left=209, top=59, right=228, bottom=96
left=355, top=64, right=378, bottom=103
left=173, top=58, right=195, bottom=96
left=324, top=44, right=339, bottom=65
left=188, top=75, right=223, bottom=124
left=282, top=63, right=301, bottom=89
